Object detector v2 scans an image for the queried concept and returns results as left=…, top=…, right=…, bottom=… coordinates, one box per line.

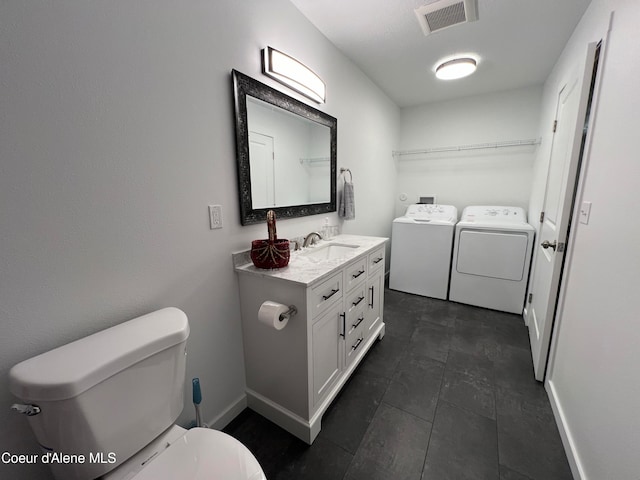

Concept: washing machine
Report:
left=449, top=206, right=535, bottom=314
left=389, top=204, right=458, bottom=299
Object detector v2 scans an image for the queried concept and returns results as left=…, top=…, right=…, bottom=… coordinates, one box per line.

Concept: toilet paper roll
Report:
left=258, top=301, right=290, bottom=330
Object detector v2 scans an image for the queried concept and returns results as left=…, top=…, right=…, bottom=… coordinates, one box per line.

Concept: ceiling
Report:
left=289, top=0, right=592, bottom=107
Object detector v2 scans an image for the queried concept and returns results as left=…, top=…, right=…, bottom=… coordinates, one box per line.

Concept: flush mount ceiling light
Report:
left=435, top=57, right=477, bottom=80
left=262, top=46, right=326, bottom=104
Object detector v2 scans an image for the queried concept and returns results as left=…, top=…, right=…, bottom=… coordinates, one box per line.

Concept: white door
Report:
left=528, top=45, right=599, bottom=380
left=248, top=131, right=275, bottom=208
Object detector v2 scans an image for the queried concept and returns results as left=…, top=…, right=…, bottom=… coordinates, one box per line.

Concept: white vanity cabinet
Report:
left=234, top=235, right=387, bottom=444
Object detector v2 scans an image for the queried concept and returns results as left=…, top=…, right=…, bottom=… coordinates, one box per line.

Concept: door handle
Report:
left=541, top=240, right=557, bottom=251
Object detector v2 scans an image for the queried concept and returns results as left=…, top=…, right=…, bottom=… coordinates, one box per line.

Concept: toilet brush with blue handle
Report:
left=191, top=378, right=208, bottom=428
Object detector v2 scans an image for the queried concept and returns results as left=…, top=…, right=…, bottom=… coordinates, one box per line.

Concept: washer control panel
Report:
left=404, top=204, right=457, bottom=223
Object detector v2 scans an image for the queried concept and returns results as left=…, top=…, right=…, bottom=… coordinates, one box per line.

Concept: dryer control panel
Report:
left=461, top=206, right=527, bottom=224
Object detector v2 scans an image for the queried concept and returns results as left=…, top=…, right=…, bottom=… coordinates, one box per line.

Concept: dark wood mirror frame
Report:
left=232, top=70, right=337, bottom=225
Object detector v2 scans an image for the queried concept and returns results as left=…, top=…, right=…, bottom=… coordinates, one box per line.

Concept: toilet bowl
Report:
left=9, top=307, right=265, bottom=480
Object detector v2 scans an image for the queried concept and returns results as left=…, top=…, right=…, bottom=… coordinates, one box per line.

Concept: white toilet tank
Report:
left=9, top=307, right=190, bottom=480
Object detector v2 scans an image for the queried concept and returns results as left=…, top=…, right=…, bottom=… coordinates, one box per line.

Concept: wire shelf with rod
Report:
left=299, top=156, right=330, bottom=165
left=392, top=138, right=541, bottom=158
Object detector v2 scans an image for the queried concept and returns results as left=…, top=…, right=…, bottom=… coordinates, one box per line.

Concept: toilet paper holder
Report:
left=280, top=305, right=298, bottom=321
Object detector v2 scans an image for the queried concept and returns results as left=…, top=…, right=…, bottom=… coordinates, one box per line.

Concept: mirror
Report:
left=232, top=70, right=337, bottom=225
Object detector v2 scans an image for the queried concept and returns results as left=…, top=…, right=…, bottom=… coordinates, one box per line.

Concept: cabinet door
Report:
left=311, top=304, right=343, bottom=406
left=365, top=272, right=384, bottom=337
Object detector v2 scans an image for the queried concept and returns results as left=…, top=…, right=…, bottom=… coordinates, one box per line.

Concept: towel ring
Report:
left=340, top=167, right=353, bottom=182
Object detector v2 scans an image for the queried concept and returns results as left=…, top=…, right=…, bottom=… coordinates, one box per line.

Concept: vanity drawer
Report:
left=344, top=258, right=367, bottom=292
left=310, top=271, right=343, bottom=318
left=344, top=284, right=366, bottom=355
left=345, top=325, right=366, bottom=368
left=344, top=308, right=366, bottom=341
left=345, top=285, right=367, bottom=327
left=368, top=247, right=385, bottom=274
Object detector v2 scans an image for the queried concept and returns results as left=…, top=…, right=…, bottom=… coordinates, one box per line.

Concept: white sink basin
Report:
left=301, top=243, right=360, bottom=260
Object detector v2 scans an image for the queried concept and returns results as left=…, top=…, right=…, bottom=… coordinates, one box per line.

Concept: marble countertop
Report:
left=233, top=234, right=388, bottom=286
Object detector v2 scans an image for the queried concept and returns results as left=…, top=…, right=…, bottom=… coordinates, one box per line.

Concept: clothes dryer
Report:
left=389, top=204, right=458, bottom=299
left=449, top=206, right=535, bottom=314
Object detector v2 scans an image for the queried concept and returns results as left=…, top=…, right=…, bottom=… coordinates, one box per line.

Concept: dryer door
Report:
left=456, top=229, right=529, bottom=281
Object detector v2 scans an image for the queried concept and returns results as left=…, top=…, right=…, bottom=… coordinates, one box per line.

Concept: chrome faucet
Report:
left=303, top=232, right=323, bottom=247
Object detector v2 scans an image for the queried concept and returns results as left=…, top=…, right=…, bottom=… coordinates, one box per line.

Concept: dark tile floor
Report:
left=224, top=288, right=572, bottom=480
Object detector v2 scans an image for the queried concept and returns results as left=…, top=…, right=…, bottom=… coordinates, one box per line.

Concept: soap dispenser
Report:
left=322, top=217, right=331, bottom=240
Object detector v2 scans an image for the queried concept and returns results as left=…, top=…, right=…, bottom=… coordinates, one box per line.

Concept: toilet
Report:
left=9, top=307, right=266, bottom=480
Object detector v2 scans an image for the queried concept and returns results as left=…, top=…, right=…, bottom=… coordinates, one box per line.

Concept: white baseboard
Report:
left=546, top=379, right=586, bottom=480
left=207, top=393, right=247, bottom=430
left=246, top=388, right=315, bottom=443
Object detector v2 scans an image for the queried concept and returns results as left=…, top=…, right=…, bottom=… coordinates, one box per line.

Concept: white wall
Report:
left=531, top=1, right=640, bottom=478
left=396, top=86, right=543, bottom=217
left=0, top=1, right=399, bottom=478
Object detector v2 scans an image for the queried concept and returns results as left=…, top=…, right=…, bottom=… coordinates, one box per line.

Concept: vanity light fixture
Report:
left=262, top=46, right=326, bottom=104
left=435, top=57, right=477, bottom=80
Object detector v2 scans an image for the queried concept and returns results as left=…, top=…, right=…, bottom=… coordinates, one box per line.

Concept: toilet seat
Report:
left=126, top=428, right=266, bottom=480
left=132, top=428, right=265, bottom=480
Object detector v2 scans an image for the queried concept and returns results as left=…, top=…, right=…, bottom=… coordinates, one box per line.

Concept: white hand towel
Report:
left=339, top=181, right=355, bottom=220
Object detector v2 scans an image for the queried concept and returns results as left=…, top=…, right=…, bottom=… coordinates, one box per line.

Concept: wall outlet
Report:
left=209, top=205, right=223, bottom=229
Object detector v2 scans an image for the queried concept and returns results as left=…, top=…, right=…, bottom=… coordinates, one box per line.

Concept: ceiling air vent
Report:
left=414, top=0, right=478, bottom=36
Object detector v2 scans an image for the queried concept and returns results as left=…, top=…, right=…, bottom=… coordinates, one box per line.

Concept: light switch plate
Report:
left=209, top=205, right=223, bottom=229
left=579, top=201, right=592, bottom=225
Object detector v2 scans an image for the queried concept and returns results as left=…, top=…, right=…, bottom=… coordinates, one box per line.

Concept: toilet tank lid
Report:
left=9, top=307, right=190, bottom=402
